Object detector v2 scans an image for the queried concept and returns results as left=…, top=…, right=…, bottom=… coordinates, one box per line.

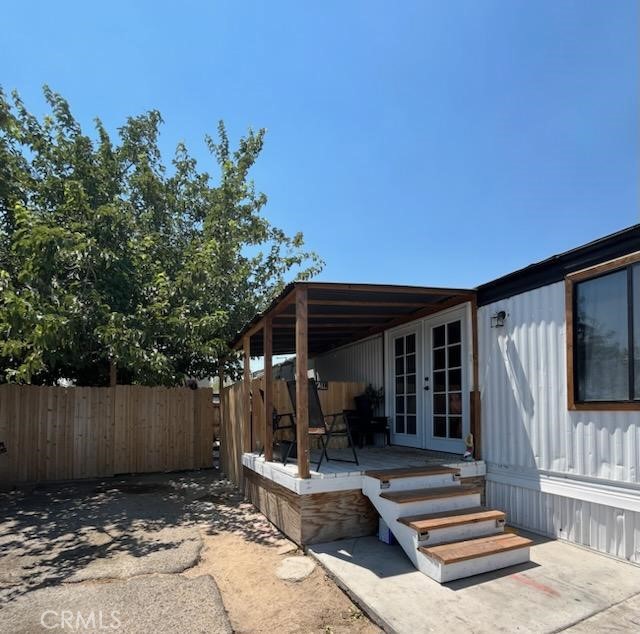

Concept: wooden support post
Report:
left=243, top=336, right=252, bottom=453
left=470, top=297, right=481, bottom=459
left=109, top=359, right=117, bottom=388
left=263, top=317, right=274, bottom=461
left=295, top=286, right=310, bottom=479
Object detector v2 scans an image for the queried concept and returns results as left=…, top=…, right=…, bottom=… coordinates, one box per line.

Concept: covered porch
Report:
left=221, top=282, right=484, bottom=546
left=226, top=281, right=481, bottom=480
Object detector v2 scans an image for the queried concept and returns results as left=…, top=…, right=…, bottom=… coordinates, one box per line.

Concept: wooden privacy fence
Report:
left=220, top=379, right=365, bottom=485
left=0, top=385, right=220, bottom=484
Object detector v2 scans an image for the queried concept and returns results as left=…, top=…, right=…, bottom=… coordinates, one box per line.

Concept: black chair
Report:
left=286, top=379, right=358, bottom=471
left=257, top=388, right=295, bottom=464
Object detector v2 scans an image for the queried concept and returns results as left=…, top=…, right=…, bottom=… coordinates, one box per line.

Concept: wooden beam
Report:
left=273, top=323, right=383, bottom=330
left=243, top=335, right=252, bottom=453
left=360, top=295, right=471, bottom=340
left=295, top=286, right=310, bottom=479
left=307, top=282, right=475, bottom=296
left=263, top=317, right=273, bottom=461
left=275, top=313, right=392, bottom=320
left=308, top=299, right=427, bottom=308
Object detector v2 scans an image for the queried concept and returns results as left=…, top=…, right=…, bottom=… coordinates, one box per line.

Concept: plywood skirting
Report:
left=242, top=466, right=378, bottom=546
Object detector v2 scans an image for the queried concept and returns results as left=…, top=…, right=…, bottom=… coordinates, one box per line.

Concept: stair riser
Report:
left=375, top=493, right=482, bottom=520
left=362, top=474, right=459, bottom=496
left=413, top=519, right=505, bottom=547
left=373, top=474, right=459, bottom=492
left=417, top=546, right=531, bottom=583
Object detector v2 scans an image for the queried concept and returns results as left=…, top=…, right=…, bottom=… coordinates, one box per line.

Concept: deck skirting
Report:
left=243, top=466, right=378, bottom=545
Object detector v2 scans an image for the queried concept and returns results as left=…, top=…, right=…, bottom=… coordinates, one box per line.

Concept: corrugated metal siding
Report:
left=480, top=281, right=640, bottom=562
left=311, top=335, right=384, bottom=387
left=479, top=281, right=639, bottom=484
left=487, top=480, right=640, bottom=564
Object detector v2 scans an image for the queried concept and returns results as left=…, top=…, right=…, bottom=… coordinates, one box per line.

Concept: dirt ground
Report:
left=0, top=468, right=381, bottom=633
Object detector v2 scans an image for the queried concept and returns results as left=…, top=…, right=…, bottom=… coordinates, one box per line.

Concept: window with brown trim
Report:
left=566, top=251, right=640, bottom=411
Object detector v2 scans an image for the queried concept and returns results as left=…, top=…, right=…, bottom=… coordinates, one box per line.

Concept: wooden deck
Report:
left=242, top=445, right=485, bottom=494
left=240, top=446, right=486, bottom=547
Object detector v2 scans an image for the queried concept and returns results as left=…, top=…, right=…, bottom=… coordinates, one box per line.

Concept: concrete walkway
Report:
left=309, top=533, right=640, bottom=634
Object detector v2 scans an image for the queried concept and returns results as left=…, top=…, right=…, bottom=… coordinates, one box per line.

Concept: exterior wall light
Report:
left=491, top=310, right=506, bottom=328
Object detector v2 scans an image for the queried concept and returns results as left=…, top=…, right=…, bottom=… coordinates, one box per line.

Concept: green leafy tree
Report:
left=0, top=86, right=322, bottom=385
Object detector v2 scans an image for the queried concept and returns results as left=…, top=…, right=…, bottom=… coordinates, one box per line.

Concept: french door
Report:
left=425, top=312, right=468, bottom=454
left=389, top=327, right=423, bottom=447
left=387, top=307, right=469, bottom=453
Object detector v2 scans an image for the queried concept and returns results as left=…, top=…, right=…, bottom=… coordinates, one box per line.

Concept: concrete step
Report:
left=417, top=533, right=532, bottom=583
left=398, top=507, right=505, bottom=546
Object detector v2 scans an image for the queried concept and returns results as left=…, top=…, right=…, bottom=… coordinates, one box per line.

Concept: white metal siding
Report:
left=479, top=281, right=640, bottom=563
left=479, top=281, right=639, bottom=484
left=311, top=335, right=384, bottom=387
left=487, top=480, right=640, bottom=564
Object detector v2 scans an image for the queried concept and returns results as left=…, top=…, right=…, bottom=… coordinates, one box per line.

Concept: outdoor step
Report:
left=419, top=533, right=532, bottom=565
left=398, top=507, right=505, bottom=532
left=379, top=484, right=481, bottom=504
left=365, top=466, right=460, bottom=480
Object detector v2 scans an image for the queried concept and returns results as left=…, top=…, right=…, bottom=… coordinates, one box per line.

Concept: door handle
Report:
left=424, top=386, right=430, bottom=391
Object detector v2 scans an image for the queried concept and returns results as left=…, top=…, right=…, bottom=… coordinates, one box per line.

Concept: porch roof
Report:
left=232, top=282, right=475, bottom=356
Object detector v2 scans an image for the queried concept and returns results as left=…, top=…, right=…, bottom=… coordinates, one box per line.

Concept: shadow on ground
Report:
left=0, top=469, right=278, bottom=603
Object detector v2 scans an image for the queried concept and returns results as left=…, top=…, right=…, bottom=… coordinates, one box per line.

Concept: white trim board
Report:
left=242, top=452, right=485, bottom=495
left=486, top=465, right=640, bottom=513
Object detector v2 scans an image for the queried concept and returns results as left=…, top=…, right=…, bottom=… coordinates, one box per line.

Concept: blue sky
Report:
left=2, top=1, right=638, bottom=288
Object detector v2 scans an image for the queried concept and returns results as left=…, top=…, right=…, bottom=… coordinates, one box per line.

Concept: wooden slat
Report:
left=419, top=533, right=532, bottom=564
left=380, top=485, right=482, bottom=503
left=365, top=466, right=459, bottom=480
left=398, top=507, right=504, bottom=532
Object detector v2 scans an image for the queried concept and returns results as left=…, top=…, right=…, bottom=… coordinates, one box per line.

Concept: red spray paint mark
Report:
left=510, top=573, right=560, bottom=597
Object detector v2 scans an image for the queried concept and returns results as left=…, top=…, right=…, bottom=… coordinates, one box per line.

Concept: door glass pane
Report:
left=433, top=348, right=446, bottom=370
left=634, top=264, right=639, bottom=400
left=395, top=338, right=404, bottom=356
left=406, top=334, right=416, bottom=354
left=395, top=396, right=404, bottom=413
left=406, top=374, right=416, bottom=394
left=433, top=416, right=446, bottom=437
left=434, top=371, right=446, bottom=392
left=395, top=356, right=404, bottom=375
left=406, top=416, right=416, bottom=435
left=395, top=376, right=404, bottom=394
left=449, top=417, right=462, bottom=439
left=448, top=344, right=461, bottom=368
left=576, top=270, right=628, bottom=401
left=449, top=392, right=462, bottom=415
left=406, top=353, right=416, bottom=374
left=433, top=394, right=446, bottom=414
left=433, top=325, right=445, bottom=348
left=395, top=415, right=405, bottom=434
left=448, top=369, right=462, bottom=391
left=447, top=321, right=461, bottom=344
left=406, top=395, right=416, bottom=414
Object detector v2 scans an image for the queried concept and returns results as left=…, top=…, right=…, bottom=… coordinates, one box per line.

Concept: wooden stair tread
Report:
left=419, top=533, right=532, bottom=564
left=365, top=466, right=459, bottom=480
left=379, top=484, right=481, bottom=503
left=398, top=507, right=505, bottom=532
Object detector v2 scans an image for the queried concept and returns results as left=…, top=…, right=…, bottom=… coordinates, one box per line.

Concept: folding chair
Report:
left=257, top=388, right=295, bottom=464
left=286, top=379, right=358, bottom=471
